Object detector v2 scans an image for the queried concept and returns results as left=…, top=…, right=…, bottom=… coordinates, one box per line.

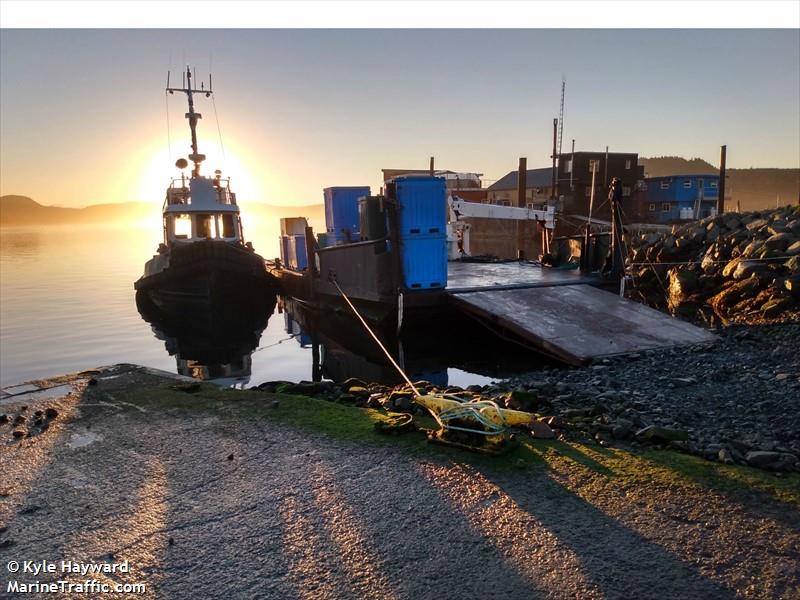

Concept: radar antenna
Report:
left=557, top=77, right=566, bottom=158
left=166, top=66, right=214, bottom=178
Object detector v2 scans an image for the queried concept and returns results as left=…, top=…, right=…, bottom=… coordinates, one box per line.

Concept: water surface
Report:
left=1, top=223, right=528, bottom=389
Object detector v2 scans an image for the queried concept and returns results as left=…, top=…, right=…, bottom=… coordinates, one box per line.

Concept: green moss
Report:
left=116, top=381, right=800, bottom=505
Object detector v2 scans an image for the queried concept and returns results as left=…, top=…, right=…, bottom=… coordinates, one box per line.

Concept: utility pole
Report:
left=517, top=157, right=527, bottom=260
left=551, top=118, right=558, bottom=201
left=718, top=145, right=727, bottom=215
left=570, top=139, right=575, bottom=191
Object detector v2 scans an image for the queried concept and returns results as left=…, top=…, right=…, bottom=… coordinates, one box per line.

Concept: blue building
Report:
left=640, top=174, right=720, bottom=222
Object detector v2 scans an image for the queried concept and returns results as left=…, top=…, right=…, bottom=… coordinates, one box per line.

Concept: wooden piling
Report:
left=718, top=145, right=727, bottom=215
left=517, top=157, right=527, bottom=260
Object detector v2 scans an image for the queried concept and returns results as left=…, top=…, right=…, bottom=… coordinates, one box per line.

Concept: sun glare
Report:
left=138, top=141, right=261, bottom=206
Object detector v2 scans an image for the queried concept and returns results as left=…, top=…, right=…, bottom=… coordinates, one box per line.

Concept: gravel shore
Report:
left=498, top=322, right=800, bottom=471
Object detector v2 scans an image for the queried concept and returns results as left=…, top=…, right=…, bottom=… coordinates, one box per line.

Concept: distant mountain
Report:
left=0, top=195, right=325, bottom=227
left=640, top=157, right=800, bottom=212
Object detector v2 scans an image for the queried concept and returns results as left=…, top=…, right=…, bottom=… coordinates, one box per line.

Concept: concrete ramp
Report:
left=449, top=285, right=715, bottom=365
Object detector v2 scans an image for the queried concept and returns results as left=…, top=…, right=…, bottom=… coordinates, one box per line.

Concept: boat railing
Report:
left=163, top=177, right=238, bottom=208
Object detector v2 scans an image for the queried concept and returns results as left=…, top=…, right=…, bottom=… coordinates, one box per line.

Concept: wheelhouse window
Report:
left=172, top=213, right=192, bottom=239
left=195, top=214, right=217, bottom=239
left=219, top=214, right=236, bottom=238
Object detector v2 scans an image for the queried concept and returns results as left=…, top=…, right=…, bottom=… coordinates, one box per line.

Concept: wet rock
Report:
left=276, top=382, right=328, bottom=396
left=227, top=453, right=234, bottom=461
left=563, top=408, right=593, bottom=420
left=545, top=415, right=568, bottom=429
left=0, top=414, right=8, bottom=425
left=635, top=425, right=689, bottom=444
left=257, top=380, right=292, bottom=393
left=529, top=420, right=555, bottom=439
left=764, top=233, right=793, bottom=252
left=44, top=407, right=59, bottom=419
left=718, top=447, right=735, bottom=465
left=611, top=419, right=634, bottom=440
left=13, top=415, right=26, bottom=425
left=12, top=429, right=25, bottom=439
left=745, top=451, right=798, bottom=472
left=504, top=389, right=541, bottom=413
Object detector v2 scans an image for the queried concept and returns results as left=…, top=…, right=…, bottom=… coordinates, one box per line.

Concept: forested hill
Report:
left=0, top=195, right=325, bottom=226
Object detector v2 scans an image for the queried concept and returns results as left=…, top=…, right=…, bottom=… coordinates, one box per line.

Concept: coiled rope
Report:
left=329, top=275, right=508, bottom=437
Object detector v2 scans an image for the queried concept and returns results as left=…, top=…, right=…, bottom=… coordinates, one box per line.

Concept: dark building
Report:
left=556, top=151, right=644, bottom=220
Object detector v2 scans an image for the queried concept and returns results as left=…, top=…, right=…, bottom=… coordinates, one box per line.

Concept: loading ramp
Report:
left=448, top=284, right=716, bottom=365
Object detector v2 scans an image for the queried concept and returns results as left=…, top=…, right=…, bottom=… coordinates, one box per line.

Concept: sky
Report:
left=1, top=28, right=799, bottom=208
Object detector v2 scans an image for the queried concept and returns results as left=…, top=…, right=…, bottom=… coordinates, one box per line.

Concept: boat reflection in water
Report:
left=136, top=291, right=277, bottom=387
left=280, top=296, right=550, bottom=387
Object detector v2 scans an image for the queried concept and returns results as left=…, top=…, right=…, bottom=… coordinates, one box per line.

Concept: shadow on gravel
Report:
left=475, top=464, right=741, bottom=600
left=637, top=450, right=800, bottom=530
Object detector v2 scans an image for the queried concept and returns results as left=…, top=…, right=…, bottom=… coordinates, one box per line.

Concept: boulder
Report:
left=745, top=451, right=798, bottom=472
left=504, top=389, right=541, bottom=413
left=635, top=425, right=689, bottom=444
left=763, top=233, right=794, bottom=252
left=529, top=420, right=556, bottom=439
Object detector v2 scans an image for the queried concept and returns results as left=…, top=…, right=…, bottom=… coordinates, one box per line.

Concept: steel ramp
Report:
left=448, top=284, right=715, bottom=365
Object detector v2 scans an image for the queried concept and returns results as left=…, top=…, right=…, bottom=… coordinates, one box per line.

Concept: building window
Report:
left=660, top=180, right=670, bottom=190
left=683, top=179, right=692, bottom=188
left=662, top=203, right=671, bottom=212
left=648, top=203, right=656, bottom=212
left=526, top=202, right=534, bottom=210
left=498, top=199, right=511, bottom=207
left=625, top=159, right=632, bottom=170
left=565, top=159, right=573, bottom=174
left=622, top=186, right=631, bottom=197
left=710, top=181, right=718, bottom=188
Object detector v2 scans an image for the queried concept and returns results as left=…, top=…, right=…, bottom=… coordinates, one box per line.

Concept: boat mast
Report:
left=167, top=66, right=212, bottom=178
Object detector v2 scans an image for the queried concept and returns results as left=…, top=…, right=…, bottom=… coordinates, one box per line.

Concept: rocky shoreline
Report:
left=628, top=205, right=800, bottom=325
left=257, top=322, right=800, bottom=474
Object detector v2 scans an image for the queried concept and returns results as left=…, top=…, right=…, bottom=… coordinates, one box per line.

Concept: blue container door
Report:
left=401, top=234, right=447, bottom=290
left=292, top=235, right=308, bottom=270
left=280, top=235, right=290, bottom=265
left=395, top=176, right=446, bottom=236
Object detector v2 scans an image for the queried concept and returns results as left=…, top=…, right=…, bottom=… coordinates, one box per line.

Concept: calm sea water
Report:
left=0, top=222, right=501, bottom=389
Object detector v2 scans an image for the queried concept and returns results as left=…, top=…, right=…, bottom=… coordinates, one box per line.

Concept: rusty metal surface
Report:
left=450, top=285, right=715, bottom=365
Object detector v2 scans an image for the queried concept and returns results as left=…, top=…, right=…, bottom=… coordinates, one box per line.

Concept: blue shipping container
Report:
left=287, top=234, right=308, bottom=271
left=324, top=186, right=370, bottom=241
left=395, top=176, right=447, bottom=236
left=401, top=233, right=447, bottom=290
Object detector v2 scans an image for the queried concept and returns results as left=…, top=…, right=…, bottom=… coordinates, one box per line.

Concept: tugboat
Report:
left=134, top=67, right=274, bottom=313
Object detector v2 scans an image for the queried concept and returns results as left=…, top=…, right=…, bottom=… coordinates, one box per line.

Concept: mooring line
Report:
left=329, top=277, right=420, bottom=397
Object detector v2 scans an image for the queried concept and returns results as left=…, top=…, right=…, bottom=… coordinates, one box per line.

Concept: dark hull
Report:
left=135, top=242, right=276, bottom=315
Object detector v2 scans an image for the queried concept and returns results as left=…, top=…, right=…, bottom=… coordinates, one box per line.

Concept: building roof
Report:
left=645, top=174, right=719, bottom=180
left=558, top=151, right=640, bottom=158
left=487, top=167, right=552, bottom=191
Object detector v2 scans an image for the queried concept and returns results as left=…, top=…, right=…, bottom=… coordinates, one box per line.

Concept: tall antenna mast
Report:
left=557, top=77, right=566, bottom=158
left=166, top=66, right=214, bottom=178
